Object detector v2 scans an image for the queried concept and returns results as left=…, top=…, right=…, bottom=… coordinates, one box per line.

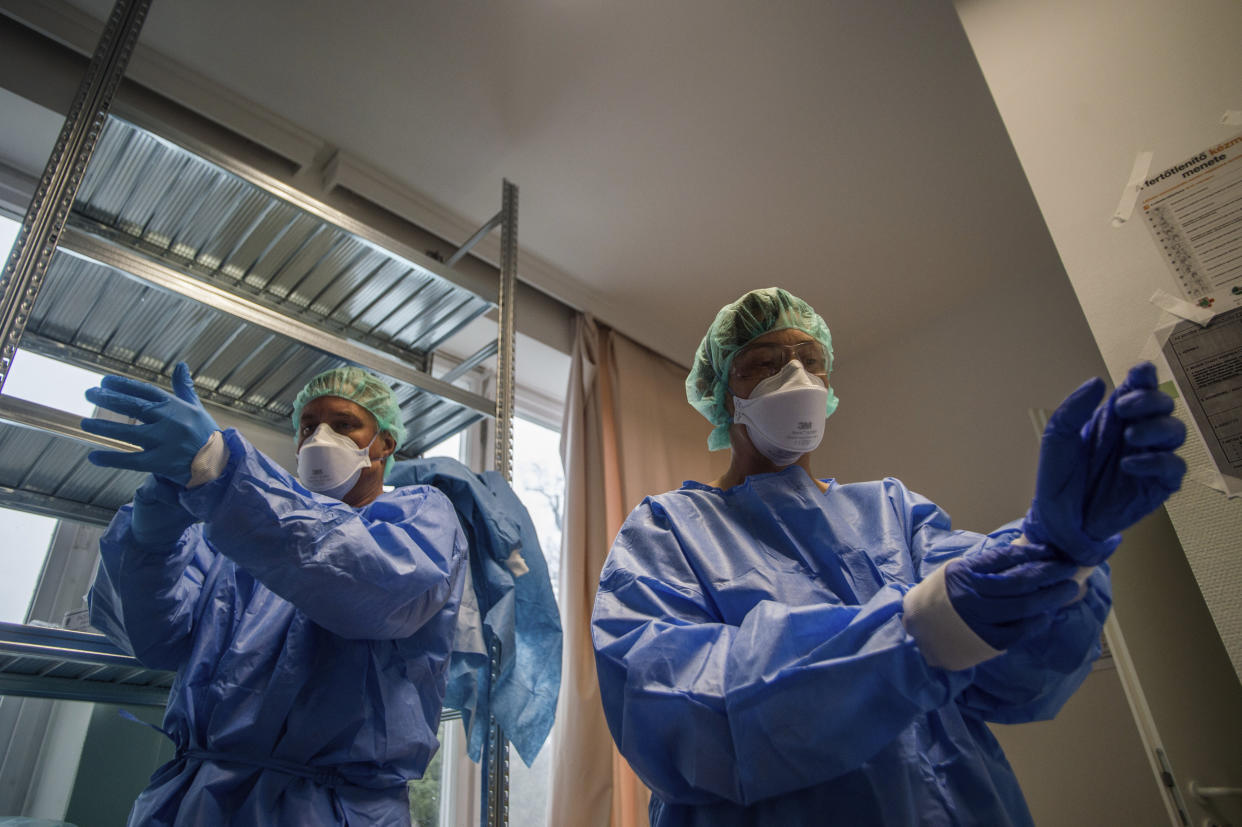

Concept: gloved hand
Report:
left=81, top=362, right=220, bottom=485
left=1024, top=362, right=1186, bottom=566
left=945, top=543, right=1081, bottom=651
left=130, top=474, right=196, bottom=547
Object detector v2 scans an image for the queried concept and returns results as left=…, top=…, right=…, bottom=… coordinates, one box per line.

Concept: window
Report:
left=0, top=208, right=104, bottom=623
left=510, top=416, right=563, bottom=600
left=407, top=721, right=446, bottom=826
left=505, top=415, right=564, bottom=826
left=422, top=430, right=463, bottom=463
left=421, top=411, right=566, bottom=827
left=0, top=510, right=56, bottom=624
left=0, top=213, right=14, bottom=257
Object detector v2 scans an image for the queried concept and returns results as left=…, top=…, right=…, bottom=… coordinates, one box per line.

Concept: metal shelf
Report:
left=0, top=621, right=173, bottom=707
left=0, top=408, right=141, bottom=525
left=0, top=116, right=506, bottom=525
left=77, top=118, right=492, bottom=361
left=26, top=228, right=490, bottom=455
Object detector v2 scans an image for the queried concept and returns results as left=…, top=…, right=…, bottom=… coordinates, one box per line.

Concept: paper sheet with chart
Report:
left=1140, top=132, right=1242, bottom=312
left=1161, top=307, right=1242, bottom=495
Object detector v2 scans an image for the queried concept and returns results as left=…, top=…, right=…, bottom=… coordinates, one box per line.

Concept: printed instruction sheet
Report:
left=1140, top=132, right=1242, bottom=312
left=1161, top=306, right=1242, bottom=495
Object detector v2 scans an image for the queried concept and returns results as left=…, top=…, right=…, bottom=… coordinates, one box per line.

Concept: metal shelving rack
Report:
left=0, top=0, right=515, bottom=822
left=0, top=621, right=173, bottom=707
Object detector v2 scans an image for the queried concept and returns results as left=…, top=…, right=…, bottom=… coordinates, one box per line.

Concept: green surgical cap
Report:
left=291, top=367, right=407, bottom=474
left=686, top=287, right=839, bottom=451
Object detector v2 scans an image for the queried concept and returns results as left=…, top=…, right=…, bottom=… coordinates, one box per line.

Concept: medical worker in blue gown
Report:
left=591, top=288, right=1187, bottom=827
left=83, top=365, right=467, bottom=826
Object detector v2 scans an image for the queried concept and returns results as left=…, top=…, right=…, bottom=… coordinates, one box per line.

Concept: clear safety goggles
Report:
left=730, top=341, right=829, bottom=383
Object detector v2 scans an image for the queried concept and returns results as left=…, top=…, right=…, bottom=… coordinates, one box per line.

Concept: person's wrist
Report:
left=903, top=565, right=1003, bottom=671
left=187, top=430, right=228, bottom=488
left=1022, top=506, right=1117, bottom=566
left=130, top=510, right=194, bottom=547
left=1019, top=505, right=1051, bottom=549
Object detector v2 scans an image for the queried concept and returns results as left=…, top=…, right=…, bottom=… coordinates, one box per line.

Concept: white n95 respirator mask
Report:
left=732, top=360, right=829, bottom=466
left=297, top=423, right=376, bottom=499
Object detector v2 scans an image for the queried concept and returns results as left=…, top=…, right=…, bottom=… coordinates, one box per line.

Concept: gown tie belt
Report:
left=182, top=748, right=351, bottom=788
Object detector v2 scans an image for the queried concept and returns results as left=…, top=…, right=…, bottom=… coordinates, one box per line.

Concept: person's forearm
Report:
left=182, top=429, right=465, bottom=639
left=91, top=509, right=205, bottom=668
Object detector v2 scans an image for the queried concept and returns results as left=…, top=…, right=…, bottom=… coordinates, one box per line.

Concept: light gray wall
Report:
left=814, top=253, right=1103, bottom=528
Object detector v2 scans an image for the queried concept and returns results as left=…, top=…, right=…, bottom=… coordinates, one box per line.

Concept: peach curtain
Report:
left=547, top=315, right=726, bottom=827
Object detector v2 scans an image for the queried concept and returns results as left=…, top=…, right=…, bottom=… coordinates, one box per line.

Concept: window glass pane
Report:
left=422, top=430, right=462, bottom=462
left=0, top=214, right=17, bottom=259
left=0, top=346, right=104, bottom=623
left=0, top=510, right=57, bottom=623
left=408, top=722, right=444, bottom=827
left=509, top=738, right=552, bottom=827
left=510, top=417, right=563, bottom=602
left=4, top=349, right=103, bottom=416
left=503, top=416, right=564, bottom=824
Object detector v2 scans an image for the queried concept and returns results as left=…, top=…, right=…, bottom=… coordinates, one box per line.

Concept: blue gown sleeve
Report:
left=898, top=481, right=1112, bottom=723
left=592, top=498, right=975, bottom=808
left=959, top=566, right=1111, bottom=722
left=87, top=508, right=215, bottom=670
left=178, top=428, right=464, bottom=641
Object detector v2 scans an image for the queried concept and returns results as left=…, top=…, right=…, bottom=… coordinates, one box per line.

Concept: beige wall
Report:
left=1107, top=510, right=1242, bottom=824
left=813, top=259, right=1100, bottom=529
left=991, top=666, right=1165, bottom=827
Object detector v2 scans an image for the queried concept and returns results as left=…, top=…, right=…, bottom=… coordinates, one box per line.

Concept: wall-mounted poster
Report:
left=1140, top=132, right=1242, bottom=312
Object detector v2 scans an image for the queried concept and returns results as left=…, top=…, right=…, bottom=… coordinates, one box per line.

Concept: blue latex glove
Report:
left=1024, top=362, right=1187, bottom=566
left=130, top=474, right=196, bottom=547
left=81, top=362, right=220, bottom=485
left=944, top=543, right=1081, bottom=650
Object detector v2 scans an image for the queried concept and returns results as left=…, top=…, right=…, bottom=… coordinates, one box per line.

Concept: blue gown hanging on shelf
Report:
left=388, top=456, right=562, bottom=766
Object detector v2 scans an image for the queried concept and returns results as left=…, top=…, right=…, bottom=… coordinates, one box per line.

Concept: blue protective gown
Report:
left=591, top=467, right=1111, bottom=827
left=88, top=429, right=467, bottom=827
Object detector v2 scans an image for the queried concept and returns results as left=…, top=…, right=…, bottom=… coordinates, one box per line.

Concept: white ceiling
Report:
left=14, top=0, right=1061, bottom=370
